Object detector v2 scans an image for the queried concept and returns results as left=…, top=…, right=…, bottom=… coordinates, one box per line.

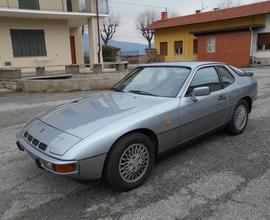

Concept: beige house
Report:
left=0, top=0, right=108, bottom=69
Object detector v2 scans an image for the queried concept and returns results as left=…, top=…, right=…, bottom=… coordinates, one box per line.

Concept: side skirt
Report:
left=156, top=125, right=226, bottom=160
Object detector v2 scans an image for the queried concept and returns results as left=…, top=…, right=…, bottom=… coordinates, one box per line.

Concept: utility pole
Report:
left=95, top=0, right=101, bottom=64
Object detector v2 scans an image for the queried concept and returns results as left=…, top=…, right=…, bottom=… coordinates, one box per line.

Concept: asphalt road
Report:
left=0, top=68, right=270, bottom=220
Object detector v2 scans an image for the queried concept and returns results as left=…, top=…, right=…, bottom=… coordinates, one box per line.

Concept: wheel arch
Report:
left=102, top=128, right=159, bottom=177
left=241, top=96, right=252, bottom=113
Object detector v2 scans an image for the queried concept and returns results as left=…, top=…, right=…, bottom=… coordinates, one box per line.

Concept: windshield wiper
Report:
left=128, top=90, right=157, bottom=96
left=111, top=87, right=124, bottom=92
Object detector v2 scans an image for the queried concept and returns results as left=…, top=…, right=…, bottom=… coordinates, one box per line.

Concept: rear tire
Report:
left=226, top=100, right=249, bottom=135
left=104, top=133, right=155, bottom=192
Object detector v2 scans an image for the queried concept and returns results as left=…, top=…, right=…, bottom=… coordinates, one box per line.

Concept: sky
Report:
left=109, top=0, right=261, bottom=44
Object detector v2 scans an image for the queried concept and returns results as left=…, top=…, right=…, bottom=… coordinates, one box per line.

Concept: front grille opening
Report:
left=24, top=131, right=29, bottom=138
left=23, top=131, right=47, bottom=152
left=27, top=135, right=33, bottom=142
left=32, top=138, right=40, bottom=147
left=38, top=143, right=48, bottom=151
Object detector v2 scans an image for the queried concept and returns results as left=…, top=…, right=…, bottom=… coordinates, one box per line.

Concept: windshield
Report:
left=112, top=67, right=191, bottom=98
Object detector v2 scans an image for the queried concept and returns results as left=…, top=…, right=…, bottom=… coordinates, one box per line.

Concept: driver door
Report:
left=179, top=66, right=228, bottom=142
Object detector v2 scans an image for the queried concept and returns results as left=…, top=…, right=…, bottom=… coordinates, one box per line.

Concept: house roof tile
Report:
left=148, top=1, right=270, bottom=30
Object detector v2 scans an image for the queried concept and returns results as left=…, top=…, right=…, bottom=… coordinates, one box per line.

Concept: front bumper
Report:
left=16, top=133, right=107, bottom=180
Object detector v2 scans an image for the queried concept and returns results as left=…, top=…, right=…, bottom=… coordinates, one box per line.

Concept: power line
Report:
left=110, top=0, right=167, bottom=10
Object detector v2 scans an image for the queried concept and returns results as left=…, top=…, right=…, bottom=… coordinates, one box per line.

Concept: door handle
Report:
left=218, top=95, right=226, bottom=101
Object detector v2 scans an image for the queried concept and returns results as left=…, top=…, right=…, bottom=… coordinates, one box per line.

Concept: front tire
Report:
left=227, top=100, right=249, bottom=135
left=104, top=133, right=155, bottom=191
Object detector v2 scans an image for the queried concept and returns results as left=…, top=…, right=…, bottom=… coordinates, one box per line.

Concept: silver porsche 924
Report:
left=16, top=62, right=257, bottom=191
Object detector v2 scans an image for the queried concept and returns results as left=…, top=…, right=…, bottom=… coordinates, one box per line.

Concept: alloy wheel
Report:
left=119, top=143, right=150, bottom=183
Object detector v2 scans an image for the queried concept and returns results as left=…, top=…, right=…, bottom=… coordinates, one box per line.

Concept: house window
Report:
left=207, top=37, right=216, bottom=53
left=257, top=32, right=270, bottom=51
left=10, top=29, right=47, bottom=57
left=67, top=0, right=73, bottom=12
left=18, top=0, right=40, bottom=10
left=174, top=41, right=183, bottom=55
left=160, top=42, right=168, bottom=56
left=193, top=39, right=198, bottom=54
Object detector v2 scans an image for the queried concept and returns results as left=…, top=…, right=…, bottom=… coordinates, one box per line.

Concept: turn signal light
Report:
left=53, top=163, right=77, bottom=173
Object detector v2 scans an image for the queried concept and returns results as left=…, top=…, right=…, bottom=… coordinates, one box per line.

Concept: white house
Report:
left=252, top=14, right=270, bottom=64
left=0, top=0, right=108, bottom=69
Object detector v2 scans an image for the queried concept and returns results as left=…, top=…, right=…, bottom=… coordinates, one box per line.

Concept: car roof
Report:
left=140, top=61, right=225, bottom=69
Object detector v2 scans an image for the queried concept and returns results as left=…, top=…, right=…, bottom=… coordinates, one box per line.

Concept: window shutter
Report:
left=193, top=39, right=198, bottom=54
left=10, top=29, right=47, bottom=57
left=257, top=33, right=270, bottom=50
left=160, top=42, right=168, bottom=56
left=18, top=0, right=40, bottom=10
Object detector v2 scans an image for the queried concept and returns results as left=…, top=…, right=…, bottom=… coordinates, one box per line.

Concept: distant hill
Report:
left=83, top=34, right=149, bottom=56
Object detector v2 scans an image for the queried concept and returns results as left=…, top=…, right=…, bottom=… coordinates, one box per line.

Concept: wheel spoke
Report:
left=119, top=143, right=150, bottom=183
left=234, top=104, right=248, bottom=130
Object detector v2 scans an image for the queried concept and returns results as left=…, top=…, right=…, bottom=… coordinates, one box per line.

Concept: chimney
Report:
left=161, top=11, right=168, bottom=20
left=195, top=10, right=201, bottom=14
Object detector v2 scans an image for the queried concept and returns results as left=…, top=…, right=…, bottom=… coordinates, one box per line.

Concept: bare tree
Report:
left=217, top=0, right=241, bottom=8
left=101, top=12, right=120, bottom=45
left=136, top=9, right=159, bottom=49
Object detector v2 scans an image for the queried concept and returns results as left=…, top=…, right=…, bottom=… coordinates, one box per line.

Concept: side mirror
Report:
left=191, top=86, right=210, bottom=102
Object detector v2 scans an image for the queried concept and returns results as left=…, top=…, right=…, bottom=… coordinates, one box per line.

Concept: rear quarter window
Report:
left=216, top=66, right=235, bottom=88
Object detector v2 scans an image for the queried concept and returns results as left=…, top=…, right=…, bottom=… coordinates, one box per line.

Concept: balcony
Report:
left=0, top=0, right=108, bottom=14
left=0, top=0, right=108, bottom=26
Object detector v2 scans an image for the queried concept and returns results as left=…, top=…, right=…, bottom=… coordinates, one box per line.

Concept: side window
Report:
left=216, top=66, right=235, bottom=88
left=187, top=67, right=221, bottom=96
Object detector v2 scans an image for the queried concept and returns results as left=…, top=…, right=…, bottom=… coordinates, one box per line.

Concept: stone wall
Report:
left=17, top=73, right=126, bottom=92
left=145, top=49, right=159, bottom=63
left=65, top=65, right=80, bottom=74
left=0, top=68, right=21, bottom=80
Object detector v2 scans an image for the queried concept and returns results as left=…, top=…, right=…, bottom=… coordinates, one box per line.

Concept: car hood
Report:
left=37, top=91, right=169, bottom=139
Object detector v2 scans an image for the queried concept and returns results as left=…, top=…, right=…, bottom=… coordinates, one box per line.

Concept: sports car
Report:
left=16, top=62, right=257, bottom=191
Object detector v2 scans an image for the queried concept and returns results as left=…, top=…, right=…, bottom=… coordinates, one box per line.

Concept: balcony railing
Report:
left=0, top=0, right=108, bottom=14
